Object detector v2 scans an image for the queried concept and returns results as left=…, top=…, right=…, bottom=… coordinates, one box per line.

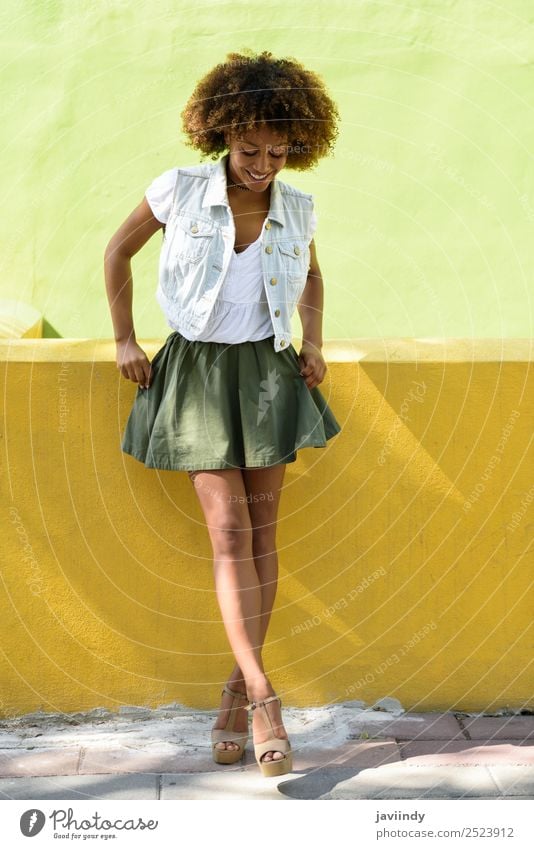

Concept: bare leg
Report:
left=224, top=462, right=286, bottom=673
left=188, top=464, right=289, bottom=761
left=239, top=464, right=288, bottom=763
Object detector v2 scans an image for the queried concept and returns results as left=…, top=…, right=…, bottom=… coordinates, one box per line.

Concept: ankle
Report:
left=226, top=675, right=246, bottom=694
left=228, top=663, right=246, bottom=681
left=245, top=674, right=274, bottom=702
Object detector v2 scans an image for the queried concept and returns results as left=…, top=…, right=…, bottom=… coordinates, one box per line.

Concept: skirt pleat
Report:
left=120, top=331, right=342, bottom=471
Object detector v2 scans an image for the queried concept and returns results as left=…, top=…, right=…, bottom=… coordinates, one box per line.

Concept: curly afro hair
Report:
left=180, top=50, right=340, bottom=170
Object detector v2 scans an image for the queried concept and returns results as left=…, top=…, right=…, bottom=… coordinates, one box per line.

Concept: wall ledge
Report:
left=0, top=337, right=532, bottom=363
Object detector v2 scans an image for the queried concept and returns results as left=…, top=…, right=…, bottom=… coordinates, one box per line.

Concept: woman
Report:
left=104, top=50, right=342, bottom=777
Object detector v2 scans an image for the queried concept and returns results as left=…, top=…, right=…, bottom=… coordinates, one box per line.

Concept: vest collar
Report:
left=202, top=152, right=286, bottom=227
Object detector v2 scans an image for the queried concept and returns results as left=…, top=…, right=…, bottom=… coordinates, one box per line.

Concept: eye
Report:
left=239, top=147, right=286, bottom=158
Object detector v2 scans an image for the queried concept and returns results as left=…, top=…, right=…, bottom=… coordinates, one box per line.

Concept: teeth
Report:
left=247, top=170, right=268, bottom=180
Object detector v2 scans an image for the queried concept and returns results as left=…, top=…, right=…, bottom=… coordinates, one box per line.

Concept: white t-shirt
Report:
left=145, top=168, right=317, bottom=344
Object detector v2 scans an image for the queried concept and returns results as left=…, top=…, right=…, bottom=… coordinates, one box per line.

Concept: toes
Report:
left=261, top=750, right=284, bottom=762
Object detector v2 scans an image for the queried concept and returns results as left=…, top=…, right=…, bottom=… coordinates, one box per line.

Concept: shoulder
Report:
left=275, top=177, right=316, bottom=244
left=174, top=159, right=216, bottom=181
left=276, top=177, right=313, bottom=202
left=276, top=175, right=315, bottom=213
left=148, top=160, right=215, bottom=188
left=148, top=161, right=216, bottom=216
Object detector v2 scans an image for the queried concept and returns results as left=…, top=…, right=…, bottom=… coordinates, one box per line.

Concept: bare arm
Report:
left=104, top=197, right=163, bottom=387
left=297, top=239, right=324, bottom=351
left=296, top=239, right=327, bottom=389
left=104, top=196, right=163, bottom=343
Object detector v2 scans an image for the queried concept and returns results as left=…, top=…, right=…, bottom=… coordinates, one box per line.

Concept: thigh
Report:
left=240, top=464, right=286, bottom=537
left=187, top=468, right=252, bottom=549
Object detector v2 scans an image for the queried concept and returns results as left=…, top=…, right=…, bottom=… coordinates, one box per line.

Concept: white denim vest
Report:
left=155, top=153, right=314, bottom=352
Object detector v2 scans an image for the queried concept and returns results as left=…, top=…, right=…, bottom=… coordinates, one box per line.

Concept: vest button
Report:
left=191, top=224, right=199, bottom=233
left=270, top=277, right=277, bottom=285
left=294, top=245, right=300, bottom=256
left=274, top=309, right=280, bottom=317
left=280, top=339, right=286, bottom=347
left=265, top=245, right=273, bottom=254
left=265, top=221, right=272, bottom=230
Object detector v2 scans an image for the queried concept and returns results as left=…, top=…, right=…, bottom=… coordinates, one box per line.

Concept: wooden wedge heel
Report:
left=244, top=694, right=293, bottom=777
left=211, top=685, right=250, bottom=764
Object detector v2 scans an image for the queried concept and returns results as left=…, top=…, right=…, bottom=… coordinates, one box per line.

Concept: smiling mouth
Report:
left=245, top=169, right=272, bottom=182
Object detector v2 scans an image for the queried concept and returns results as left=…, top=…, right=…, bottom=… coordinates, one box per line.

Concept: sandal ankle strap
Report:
left=222, top=685, right=249, bottom=702
left=244, top=694, right=281, bottom=712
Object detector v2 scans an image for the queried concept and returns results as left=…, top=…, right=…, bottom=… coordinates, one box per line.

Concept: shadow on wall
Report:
left=0, top=299, right=44, bottom=338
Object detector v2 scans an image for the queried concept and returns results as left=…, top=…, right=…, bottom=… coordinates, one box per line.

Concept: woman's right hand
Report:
left=116, top=339, right=153, bottom=389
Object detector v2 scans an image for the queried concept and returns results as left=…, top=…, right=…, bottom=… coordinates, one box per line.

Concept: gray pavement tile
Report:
left=161, top=769, right=294, bottom=799
left=0, top=773, right=158, bottom=800
left=460, top=716, right=534, bottom=741
left=290, top=739, right=401, bottom=770
left=78, top=746, right=214, bottom=775
left=348, top=711, right=464, bottom=741
left=278, top=768, right=366, bottom=799
left=487, top=766, right=534, bottom=798
left=0, top=748, right=81, bottom=778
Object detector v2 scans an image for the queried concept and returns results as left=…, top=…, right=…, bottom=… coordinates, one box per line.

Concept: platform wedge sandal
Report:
left=244, top=694, right=293, bottom=777
left=211, top=685, right=250, bottom=765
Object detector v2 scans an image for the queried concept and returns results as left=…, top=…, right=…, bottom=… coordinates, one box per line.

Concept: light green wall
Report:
left=2, top=0, right=533, bottom=339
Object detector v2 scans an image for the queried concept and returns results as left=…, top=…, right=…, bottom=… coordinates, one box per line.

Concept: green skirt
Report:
left=120, top=331, right=342, bottom=471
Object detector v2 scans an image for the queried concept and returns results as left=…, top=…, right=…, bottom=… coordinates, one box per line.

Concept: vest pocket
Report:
left=171, top=216, right=215, bottom=263
left=278, top=241, right=310, bottom=287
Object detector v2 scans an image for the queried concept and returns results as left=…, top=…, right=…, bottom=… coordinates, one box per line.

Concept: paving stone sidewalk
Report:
left=0, top=702, right=532, bottom=800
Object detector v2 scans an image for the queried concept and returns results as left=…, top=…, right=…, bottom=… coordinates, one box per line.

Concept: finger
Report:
left=133, top=363, right=147, bottom=387
left=144, top=364, right=153, bottom=389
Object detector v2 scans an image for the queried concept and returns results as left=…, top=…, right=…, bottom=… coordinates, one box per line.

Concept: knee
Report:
left=212, top=523, right=253, bottom=559
left=251, top=525, right=277, bottom=558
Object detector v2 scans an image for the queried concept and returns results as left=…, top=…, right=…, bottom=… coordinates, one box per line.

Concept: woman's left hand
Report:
left=298, top=343, right=327, bottom=390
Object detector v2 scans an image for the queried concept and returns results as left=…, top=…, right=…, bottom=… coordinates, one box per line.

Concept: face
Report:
left=224, top=124, right=288, bottom=193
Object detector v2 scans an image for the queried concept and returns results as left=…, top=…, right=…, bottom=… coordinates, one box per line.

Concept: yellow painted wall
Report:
left=1, top=338, right=532, bottom=717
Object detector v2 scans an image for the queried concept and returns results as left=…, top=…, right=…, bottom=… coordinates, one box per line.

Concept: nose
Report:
left=256, top=149, right=270, bottom=173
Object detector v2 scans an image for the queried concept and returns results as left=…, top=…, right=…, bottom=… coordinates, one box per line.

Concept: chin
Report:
left=248, top=182, right=272, bottom=192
